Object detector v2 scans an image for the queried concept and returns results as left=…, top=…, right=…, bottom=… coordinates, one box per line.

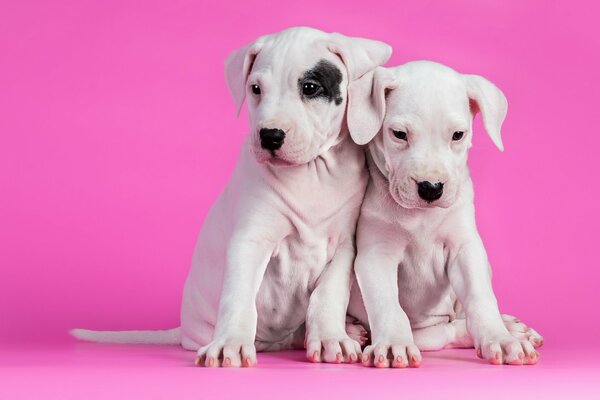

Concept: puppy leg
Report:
left=355, top=244, right=421, bottom=368
left=196, top=237, right=272, bottom=368
left=305, top=243, right=362, bottom=364
left=448, top=239, right=539, bottom=365
left=346, top=316, right=369, bottom=347
left=413, top=320, right=473, bottom=351
left=414, top=317, right=542, bottom=360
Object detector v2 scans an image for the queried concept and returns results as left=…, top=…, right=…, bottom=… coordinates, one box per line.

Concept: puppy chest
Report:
left=397, top=242, right=451, bottom=316
left=255, top=235, right=334, bottom=339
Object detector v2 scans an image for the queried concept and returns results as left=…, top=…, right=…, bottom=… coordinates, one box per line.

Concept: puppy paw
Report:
left=306, top=334, right=362, bottom=364
left=345, top=316, right=369, bottom=346
left=195, top=339, right=256, bottom=368
left=362, top=341, right=421, bottom=368
left=476, top=333, right=539, bottom=366
left=502, top=314, right=544, bottom=348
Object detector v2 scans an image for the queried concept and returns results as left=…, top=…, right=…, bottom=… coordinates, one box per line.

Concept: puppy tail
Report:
left=70, top=327, right=181, bottom=345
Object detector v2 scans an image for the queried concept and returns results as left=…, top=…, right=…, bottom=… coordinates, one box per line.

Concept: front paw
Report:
left=362, top=341, right=421, bottom=368
left=476, top=333, right=539, bottom=366
left=195, top=339, right=256, bottom=368
left=306, top=334, right=362, bottom=364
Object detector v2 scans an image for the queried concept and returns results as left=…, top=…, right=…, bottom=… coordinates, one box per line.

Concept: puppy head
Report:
left=225, top=27, right=391, bottom=166
left=348, top=61, right=507, bottom=208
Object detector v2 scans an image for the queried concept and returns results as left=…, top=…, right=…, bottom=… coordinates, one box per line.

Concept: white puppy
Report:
left=72, top=27, right=391, bottom=367
left=346, top=61, right=543, bottom=367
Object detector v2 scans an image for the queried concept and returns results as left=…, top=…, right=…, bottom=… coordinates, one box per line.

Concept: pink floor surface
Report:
left=2, top=341, right=598, bottom=399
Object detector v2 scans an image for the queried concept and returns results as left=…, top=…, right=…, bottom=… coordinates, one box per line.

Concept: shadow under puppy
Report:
left=346, top=61, right=543, bottom=367
left=72, top=27, right=391, bottom=367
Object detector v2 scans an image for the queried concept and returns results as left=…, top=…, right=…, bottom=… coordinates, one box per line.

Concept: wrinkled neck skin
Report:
left=365, top=136, right=474, bottom=228
left=240, top=125, right=367, bottom=227
left=263, top=126, right=359, bottom=184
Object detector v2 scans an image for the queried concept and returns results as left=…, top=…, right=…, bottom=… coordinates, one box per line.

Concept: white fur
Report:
left=71, top=27, right=391, bottom=368
left=346, top=61, right=543, bottom=367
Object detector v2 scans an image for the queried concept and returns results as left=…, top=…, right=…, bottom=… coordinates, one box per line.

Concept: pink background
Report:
left=1, top=0, right=599, bottom=398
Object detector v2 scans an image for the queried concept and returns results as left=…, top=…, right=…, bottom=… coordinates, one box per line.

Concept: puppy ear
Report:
left=328, top=33, right=392, bottom=81
left=347, top=67, right=398, bottom=145
left=224, top=40, right=265, bottom=115
left=464, top=74, right=508, bottom=151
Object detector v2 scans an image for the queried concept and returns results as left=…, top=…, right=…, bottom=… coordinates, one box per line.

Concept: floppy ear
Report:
left=464, top=74, right=508, bottom=151
left=327, top=33, right=392, bottom=81
left=224, top=40, right=265, bottom=115
left=347, top=67, right=399, bottom=145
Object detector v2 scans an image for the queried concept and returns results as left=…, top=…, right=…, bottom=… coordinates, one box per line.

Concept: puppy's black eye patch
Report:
left=298, top=59, right=343, bottom=105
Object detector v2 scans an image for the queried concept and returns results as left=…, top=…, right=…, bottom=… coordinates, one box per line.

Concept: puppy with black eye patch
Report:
left=71, top=27, right=392, bottom=368
left=345, top=61, right=544, bottom=368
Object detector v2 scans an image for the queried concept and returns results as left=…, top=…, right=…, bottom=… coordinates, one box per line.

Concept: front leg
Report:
left=355, top=244, right=421, bottom=368
left=195, top=234, right=273, bottom=368
left=305, top=243, right=362, bottom=364
left=448, top=238, right=539, bottom=365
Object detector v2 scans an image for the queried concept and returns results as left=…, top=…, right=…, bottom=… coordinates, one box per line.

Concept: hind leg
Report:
left=413, top=316, right=541, bottom=364
left=412, top=320, right=473, bottom=351
left=345, top=316, right=369, bottom=347
left=501, top=314, right=544, bottom=348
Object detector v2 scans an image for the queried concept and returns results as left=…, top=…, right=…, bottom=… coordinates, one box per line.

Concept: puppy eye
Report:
left=302, top=82, right=321, bottom=96
left=250, top=84, right=261, bottom=95
left=392, top=130, right=408, bottom=141
left=452, top=131, right=464, bottom=141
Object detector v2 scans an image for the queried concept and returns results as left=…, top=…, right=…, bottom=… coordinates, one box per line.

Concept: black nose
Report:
left=417, top=181, right=444, bottom=202
left=259, top=128, right=285, bottom=150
